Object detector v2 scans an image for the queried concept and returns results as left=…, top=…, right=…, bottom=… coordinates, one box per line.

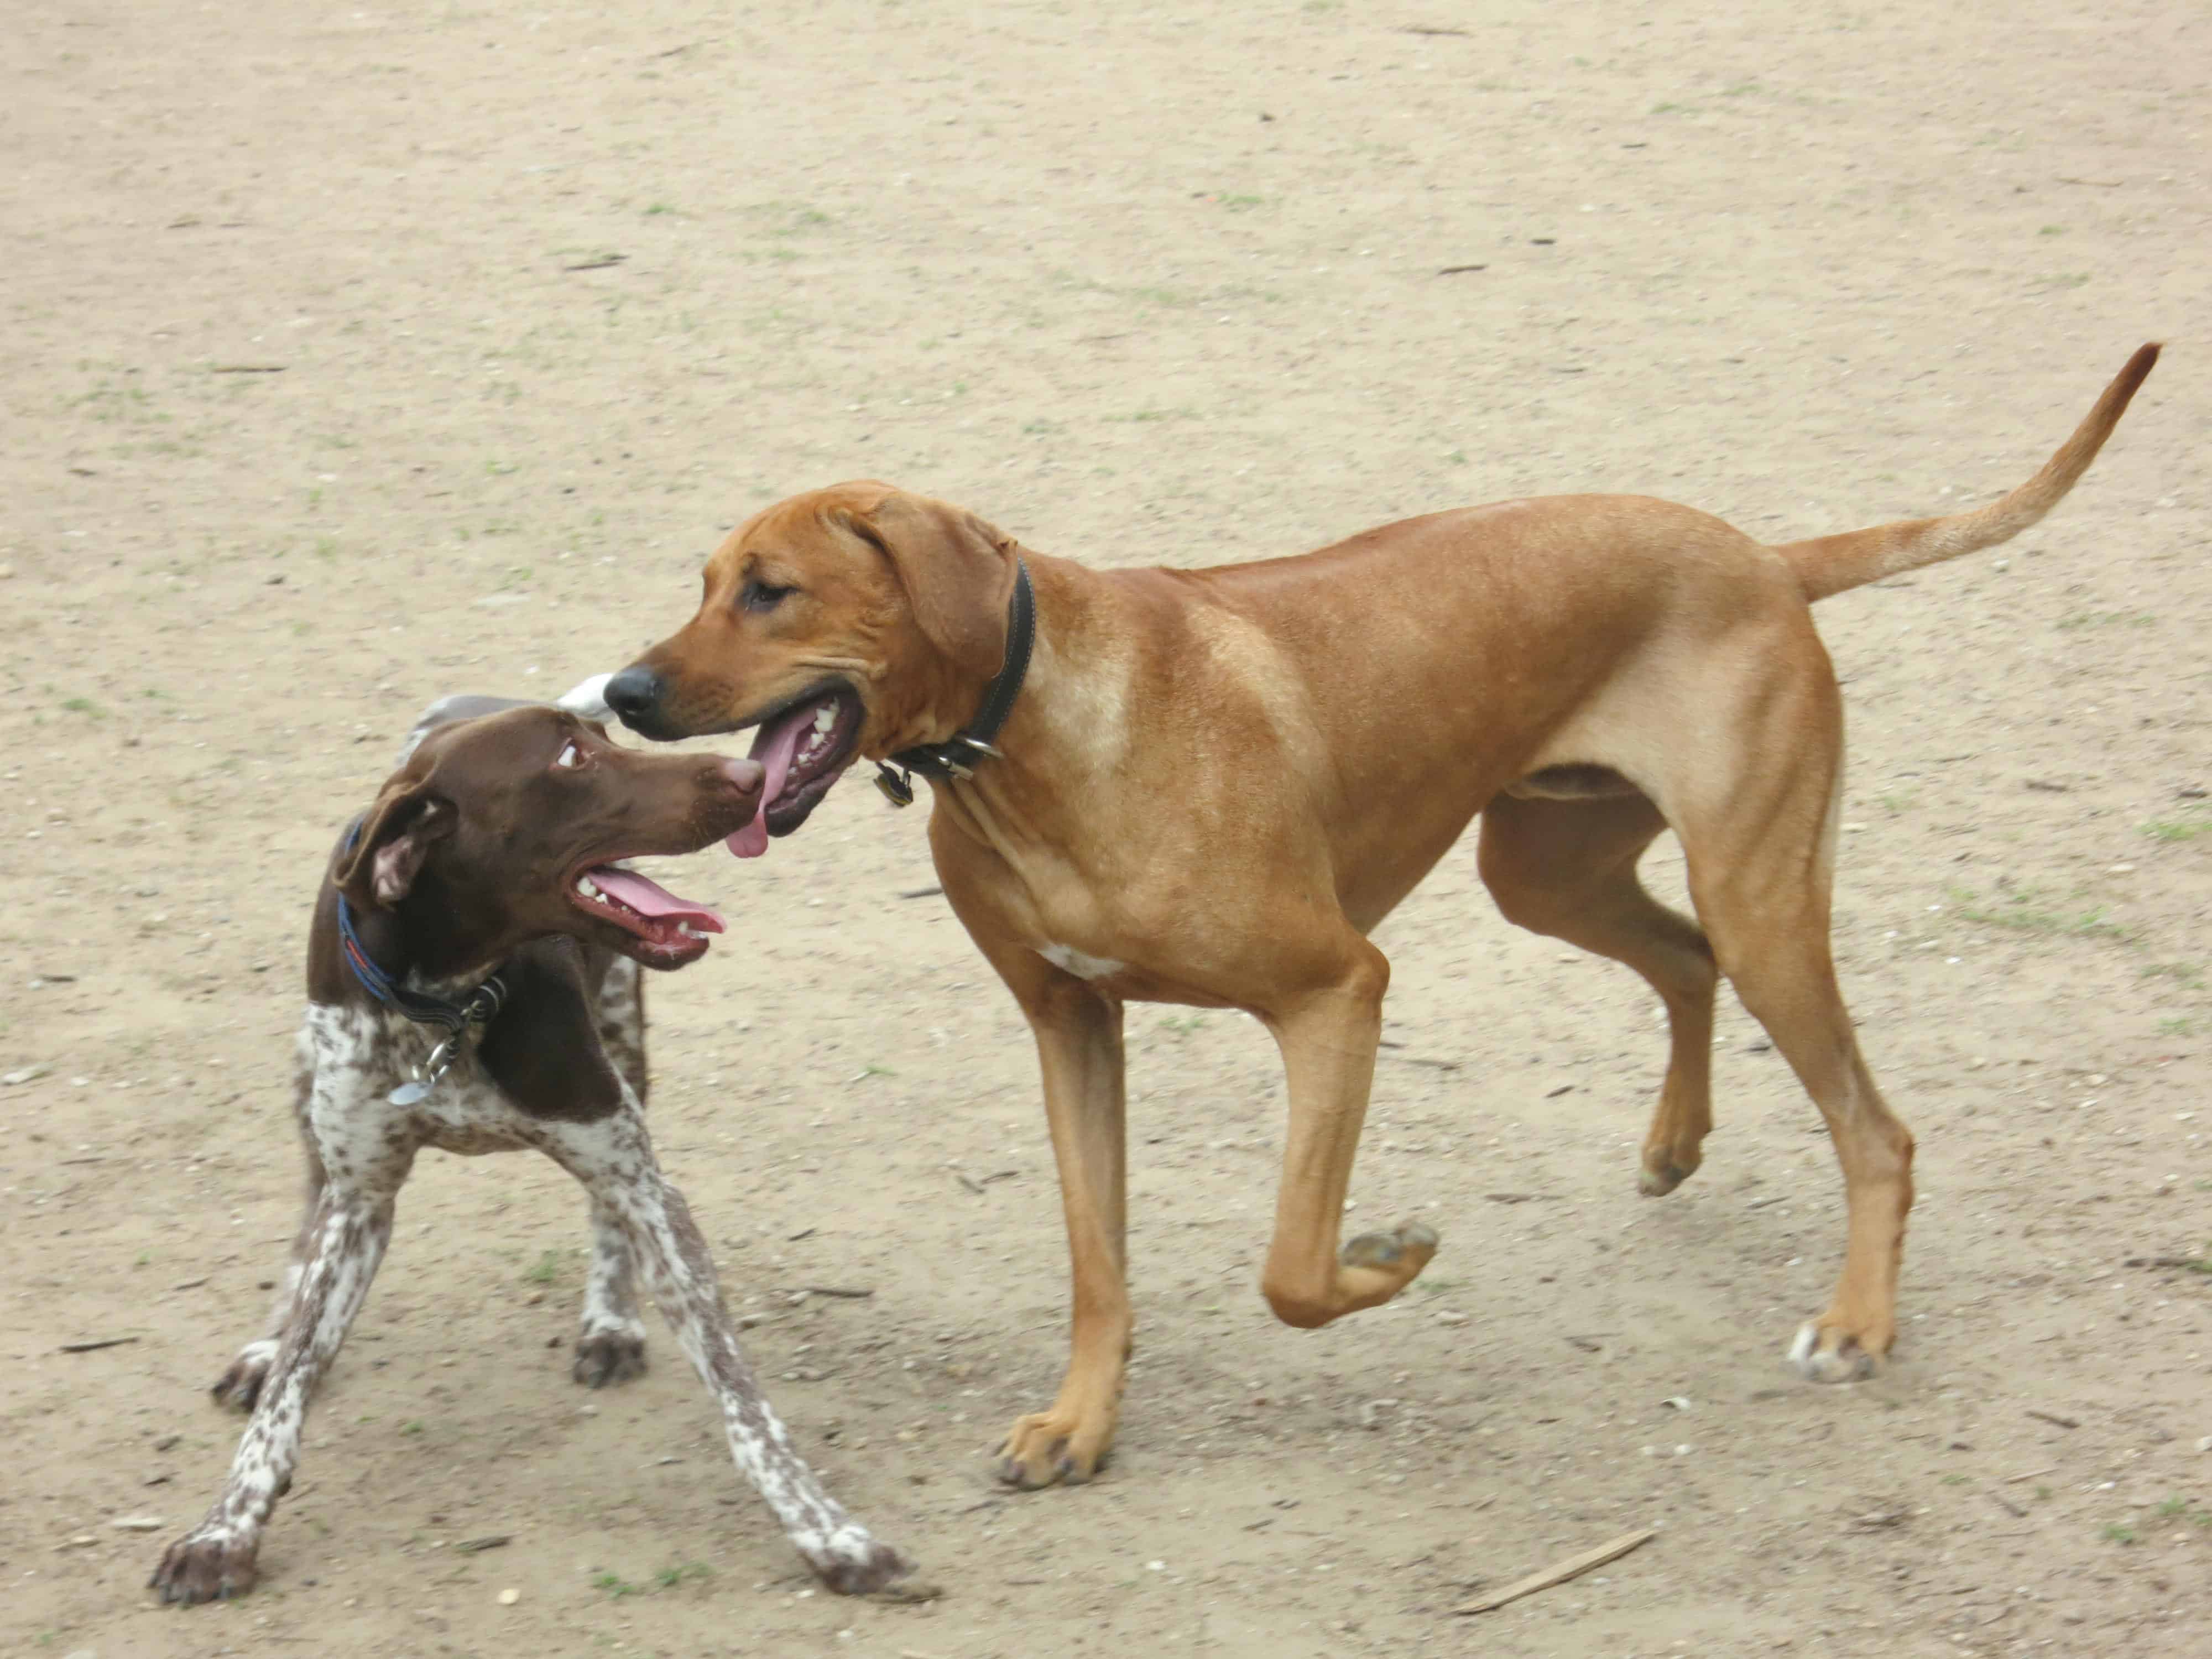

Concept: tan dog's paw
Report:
left=1637, top=1153, right=1701, bottom=1197
left=1339, top=1219, right=1438, bottom=1271
left=994, top=1406, right=1115, bottom=1490
left=1786, top=1320, right=1884, bottom=1384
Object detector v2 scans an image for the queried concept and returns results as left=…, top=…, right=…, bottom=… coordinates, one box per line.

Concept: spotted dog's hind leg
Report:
left=572, top=1194, right=649, bottom=1386
left=570, top=957, right=651, bottom=1386
left=213, top=1041, right=328, bottom=1413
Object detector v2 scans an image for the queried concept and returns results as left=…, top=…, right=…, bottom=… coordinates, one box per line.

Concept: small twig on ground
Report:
left=563, top=255, right=626, bottom=273
left=2004, top=1467, right=2056, bottom=1484
left=60, top=1337, right=139, bottom=1353
left=956, top=1173, right=986, bottom=1195
left=898, top=884, right=944, bottom=900
left=1453, top=1528, right=1656, bottom=1615
left=802, top=1286, right=875, bottom=1300
left=1380, top=1051, right=1460, bottom=1071
left=169, top=1276, right=208, bottom=1291
left=1437, top=263, right=1488, bottom=275
left=2026, top=1409, right=2080, bottom=1431
left=210, top=364, right=287, bottom=374
left=455, top=1535, right=512, bottom=1553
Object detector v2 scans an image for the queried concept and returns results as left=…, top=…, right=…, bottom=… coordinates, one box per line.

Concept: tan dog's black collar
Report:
left=875, top=558, right=1035, bottom=806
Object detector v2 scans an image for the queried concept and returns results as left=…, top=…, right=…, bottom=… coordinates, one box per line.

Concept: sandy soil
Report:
left=4, top=3, right=2208, bottom=1655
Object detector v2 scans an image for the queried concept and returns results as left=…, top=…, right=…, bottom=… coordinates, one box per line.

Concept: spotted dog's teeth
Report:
left=576, top=875, right=599, bottom=899
left=677, top=922, right=706, bottom=940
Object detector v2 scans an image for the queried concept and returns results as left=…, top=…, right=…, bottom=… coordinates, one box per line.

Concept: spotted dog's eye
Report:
left=740, top=578, right=796, bottom=613
left=555, top=740, right=585, bottom=770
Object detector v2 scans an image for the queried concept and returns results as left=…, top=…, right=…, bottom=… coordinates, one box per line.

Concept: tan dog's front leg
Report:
left=994, top=972, right=1130, bottom=1490
left=1258, top=942, right=1437, bottom=1327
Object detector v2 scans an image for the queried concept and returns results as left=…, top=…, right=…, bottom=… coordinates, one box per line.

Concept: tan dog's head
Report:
left=603, top=482, right=1018, bottom=846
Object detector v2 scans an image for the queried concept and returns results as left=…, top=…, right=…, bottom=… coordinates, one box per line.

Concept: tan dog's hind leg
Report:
left=1256, top=940, right=1439, bottom=1327
left=991, top=962, right=1133, bottom=1490
left=1668, top=653, right=1914, bottom=1383
left=1478, top=793, right=1720, bottom=1196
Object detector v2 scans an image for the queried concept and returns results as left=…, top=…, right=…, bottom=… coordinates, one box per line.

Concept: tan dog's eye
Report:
left=740, top=579, right=796, bottom=613
left=555, top=740, right=585, bottom=770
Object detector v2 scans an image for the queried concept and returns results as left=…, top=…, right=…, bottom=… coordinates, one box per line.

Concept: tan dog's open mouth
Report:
left=728, top=684, right=865, bottom=858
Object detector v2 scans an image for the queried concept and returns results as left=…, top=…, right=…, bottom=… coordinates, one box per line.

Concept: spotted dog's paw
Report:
left=151, top=1525, right=260, bottom=1605
left=806, top=1526, right=914, bottom=1595
left=210, top=1339, right=280, bottom=1412
left=571, top=1326, right=648, bottom=1387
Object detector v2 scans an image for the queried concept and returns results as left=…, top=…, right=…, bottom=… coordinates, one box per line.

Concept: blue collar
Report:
left=336, top=819, right=507, bottom=1036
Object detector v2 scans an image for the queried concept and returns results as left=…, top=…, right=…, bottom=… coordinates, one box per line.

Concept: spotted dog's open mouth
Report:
left=728, top=684, right=864, bottom=859
left=566, top=863, right=727, bottom=968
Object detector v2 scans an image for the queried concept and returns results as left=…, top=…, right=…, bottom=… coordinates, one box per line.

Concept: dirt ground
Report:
left=4, top=2, right=2208, bottom=1655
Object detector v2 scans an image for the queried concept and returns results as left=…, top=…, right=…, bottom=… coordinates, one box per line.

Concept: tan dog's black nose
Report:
left=604, top=666, right=667, bottom=733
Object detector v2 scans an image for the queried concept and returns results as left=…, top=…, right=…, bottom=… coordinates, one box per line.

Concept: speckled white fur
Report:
left=155, top=992, right=904, bottom=1603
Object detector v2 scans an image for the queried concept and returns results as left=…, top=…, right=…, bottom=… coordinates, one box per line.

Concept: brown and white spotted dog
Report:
left=152, top=691, right=909, bottom=1604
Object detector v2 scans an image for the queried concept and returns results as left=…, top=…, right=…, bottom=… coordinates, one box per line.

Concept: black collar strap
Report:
left=335, top=820, right=508, bottom=1035
left=875, top=557, right=1035, bottom=808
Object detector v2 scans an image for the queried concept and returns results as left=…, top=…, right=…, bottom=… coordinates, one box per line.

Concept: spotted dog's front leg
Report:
left=545, top=1113, right=910, bottom=1593
left=572, top=1194, right=649, bottom=1386
left=153, top=1194, right=395, bottom=1605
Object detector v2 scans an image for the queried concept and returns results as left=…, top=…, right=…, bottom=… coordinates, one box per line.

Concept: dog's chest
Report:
left=301, top=1001, right=578, bottom=1160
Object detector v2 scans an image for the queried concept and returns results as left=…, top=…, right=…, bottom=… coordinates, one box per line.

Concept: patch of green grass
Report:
left=1948, top=886, right=2132, bottom=942
left=1160, top=1014, right=1207, bottom=1039
left=2101, top=1522, right=2137, bottom=1545
left=2141, top=808, right=2211, bottom=844
left=2158, top=1018, right=2198, bottom=1037
left=1941, top=1473, right=1970, bottom=1486
left=1103, top=406, right=1199, bottom=424
left=523, top=1250, right=563, bottom=1287
left=2038, top=225, right=2069, bottom=237
left=402, top=1419, right=425, bottom=1436
left=2035, top=1485, right=2053, bottom=1501
left=2138, top=962, right=2206, bottom=990
left=595, top=1571, right=645, bottom=1599
left=2055, top=609, right=2152, bottom=630
left=1214, top=193, right=1265, bottom=211
left=2037, top=273, right=2092, bottom=290
left=61, top=697, right=105, bottom=718
left=654, top=1561, right=712, bottom=1589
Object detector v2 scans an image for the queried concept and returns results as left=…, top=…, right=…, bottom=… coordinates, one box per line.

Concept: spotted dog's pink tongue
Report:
left=585, top=868, right=726, bottom=932
left=727, top=706, right=813, bottom=859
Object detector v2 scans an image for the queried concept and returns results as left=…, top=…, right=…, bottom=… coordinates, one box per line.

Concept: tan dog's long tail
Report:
left=1776, top=343, right=2160, bottom=603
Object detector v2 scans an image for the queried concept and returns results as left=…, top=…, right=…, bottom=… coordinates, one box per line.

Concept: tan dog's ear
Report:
left=847, top=492, right=1019, bottom=681
left=332, top=785, right=455, bottom=909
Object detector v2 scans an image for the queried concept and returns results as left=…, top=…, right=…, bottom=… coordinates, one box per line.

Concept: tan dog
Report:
left=603, top=345, right=2157, bottom=1489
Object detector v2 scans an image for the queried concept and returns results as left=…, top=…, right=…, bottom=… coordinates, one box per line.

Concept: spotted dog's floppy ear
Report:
left=846, top=491, right=1020, bottom=681
left=331, top=784, right=455, bottom=910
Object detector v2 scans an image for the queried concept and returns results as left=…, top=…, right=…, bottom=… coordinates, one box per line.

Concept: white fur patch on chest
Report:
left=1036, top=942, right=1126, bottom=981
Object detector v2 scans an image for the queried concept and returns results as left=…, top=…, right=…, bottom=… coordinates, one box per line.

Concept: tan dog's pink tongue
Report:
left=727, top=709, right=811, bottom=859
